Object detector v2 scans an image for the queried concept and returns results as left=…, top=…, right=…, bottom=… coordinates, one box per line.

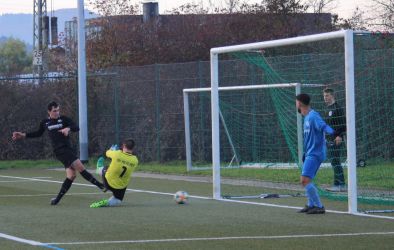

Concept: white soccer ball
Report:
left=174, top=190, right=188, bottom=204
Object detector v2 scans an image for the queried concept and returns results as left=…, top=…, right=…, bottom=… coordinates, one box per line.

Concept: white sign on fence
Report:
left=33, top=50, right=42, bottom=66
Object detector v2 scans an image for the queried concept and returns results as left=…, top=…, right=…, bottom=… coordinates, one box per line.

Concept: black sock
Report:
left=80, top=169, right=105, bottom=190
left=54, top=178, right=73, bottom=202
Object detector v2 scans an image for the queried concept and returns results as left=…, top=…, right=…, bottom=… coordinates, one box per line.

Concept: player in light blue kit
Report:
left=296, top=93, right=338, bottom=214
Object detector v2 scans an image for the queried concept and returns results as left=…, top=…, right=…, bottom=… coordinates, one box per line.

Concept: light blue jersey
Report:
left=303, top=109, right=335, bottom=161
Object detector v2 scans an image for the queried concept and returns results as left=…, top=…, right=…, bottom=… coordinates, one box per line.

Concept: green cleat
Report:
left=90, top=199, right=109, bottom=208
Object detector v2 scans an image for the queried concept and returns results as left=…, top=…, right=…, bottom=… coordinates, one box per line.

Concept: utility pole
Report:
left=77, top=0, right=89, bottom=162
left=33, top=0, right=47, bottom=81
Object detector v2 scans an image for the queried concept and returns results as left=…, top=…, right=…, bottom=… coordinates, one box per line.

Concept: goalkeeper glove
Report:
left=96, top=156, right=105, bottom=169
left=110, top=144, right=119, bottom=151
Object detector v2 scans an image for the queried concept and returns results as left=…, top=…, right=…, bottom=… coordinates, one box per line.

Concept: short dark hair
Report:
left=47, top=101, right=59, bottom=111
left=323, top=88, right=334, bottom=95
left=296, top=93, right=311, bottom=106
left=122, top=138, right=135, bottom=151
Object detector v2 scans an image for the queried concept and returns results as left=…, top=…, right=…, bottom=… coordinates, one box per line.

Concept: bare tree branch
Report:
left=367, top=0, right=394, bottom=31
left=306, top=0, right=338, bottom=14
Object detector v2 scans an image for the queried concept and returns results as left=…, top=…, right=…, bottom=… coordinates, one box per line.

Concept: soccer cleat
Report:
left=298, top=205, right=313, bottom=213
left=50, top=197, right=60, bottom=205
left=326, top=185, right=347, bottom=192
left=90, top=199, right=109, bottom=208
left=306, top=206, right=326, bottom=214
left=339, top=185, right=347, bottom=192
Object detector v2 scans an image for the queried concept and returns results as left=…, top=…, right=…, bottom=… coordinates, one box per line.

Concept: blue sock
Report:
left=305, top=183, right=323, bottom=208
left=306, top=190, right=314, bottom=207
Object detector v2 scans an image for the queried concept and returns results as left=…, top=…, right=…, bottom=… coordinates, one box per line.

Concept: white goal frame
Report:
left=210, top=30, right=358, bottom=215
left=183, top=83, right=306, bottom=172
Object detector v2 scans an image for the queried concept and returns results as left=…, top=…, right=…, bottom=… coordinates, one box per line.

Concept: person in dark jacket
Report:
left=323, top=88, right=347, bottom=192
left=12, top=101, right=106, bottom=205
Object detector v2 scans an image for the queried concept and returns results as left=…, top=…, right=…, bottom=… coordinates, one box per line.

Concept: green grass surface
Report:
left=0, top=168, right=393, bottom=249
left=0, top=159, right=59, bottom=169
left=1, top=159, right=393, bottom=188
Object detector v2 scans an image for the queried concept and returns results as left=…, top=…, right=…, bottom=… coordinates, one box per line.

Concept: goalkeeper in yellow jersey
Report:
left=90, top=138, right=138, bottom=208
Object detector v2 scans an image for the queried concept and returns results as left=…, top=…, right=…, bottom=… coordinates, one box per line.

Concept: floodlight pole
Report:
left=77, top=0, right=88, bottom=162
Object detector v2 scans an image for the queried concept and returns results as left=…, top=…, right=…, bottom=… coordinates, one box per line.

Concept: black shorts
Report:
left=102, top=167, right=126, bottom=201
left=54, top=147, right=78, bottom=168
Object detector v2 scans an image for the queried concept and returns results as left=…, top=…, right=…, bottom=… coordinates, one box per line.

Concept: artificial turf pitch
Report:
left=0, top=168, right=393, bottom=250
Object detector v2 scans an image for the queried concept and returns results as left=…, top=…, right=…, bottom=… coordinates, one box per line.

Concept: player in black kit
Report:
left=12, top=101, right=106, bottom=205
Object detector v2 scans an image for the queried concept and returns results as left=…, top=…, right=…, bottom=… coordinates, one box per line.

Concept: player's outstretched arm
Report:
left=12, top=132, right=26, bottom=141
left=106, top=145, right=119, bottom=159
left=315, top=114, right=335, bottom=135
left=17, top=120, right=46, bottom=139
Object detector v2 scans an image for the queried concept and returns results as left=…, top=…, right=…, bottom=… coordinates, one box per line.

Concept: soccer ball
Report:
left=174, top=190, right=188, bottom=204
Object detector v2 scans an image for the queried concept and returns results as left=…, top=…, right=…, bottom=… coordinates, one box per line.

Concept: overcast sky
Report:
left=0, top=0, right=374, bottom=18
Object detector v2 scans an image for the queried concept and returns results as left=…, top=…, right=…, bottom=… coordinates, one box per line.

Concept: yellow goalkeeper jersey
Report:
left=105, top=149, right=138, bottom=189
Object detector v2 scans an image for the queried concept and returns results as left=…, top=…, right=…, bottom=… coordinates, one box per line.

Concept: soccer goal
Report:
left=197, top=30, right=394, bottom=215
left=184, top=82, right=328, bottom=172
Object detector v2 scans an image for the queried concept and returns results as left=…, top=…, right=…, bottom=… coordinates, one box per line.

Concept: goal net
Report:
left=186, top=30, right=394, bottom=215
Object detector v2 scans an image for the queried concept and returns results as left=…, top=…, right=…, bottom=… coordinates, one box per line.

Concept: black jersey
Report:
left=324, top=102, right=346, bottom=140
left=26, top=116, right=79, bottom=151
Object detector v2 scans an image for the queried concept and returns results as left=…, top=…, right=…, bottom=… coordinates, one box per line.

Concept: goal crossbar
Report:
left=183, top=83, right=300, bottom=93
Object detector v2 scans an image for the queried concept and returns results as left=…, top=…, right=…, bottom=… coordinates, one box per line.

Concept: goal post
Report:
left=184, top=87, right=242, bottom=172
left=210, top=30, right=358, bottom=213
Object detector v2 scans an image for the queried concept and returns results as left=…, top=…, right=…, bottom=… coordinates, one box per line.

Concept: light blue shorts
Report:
left=302, top=156, right=323, bottom=179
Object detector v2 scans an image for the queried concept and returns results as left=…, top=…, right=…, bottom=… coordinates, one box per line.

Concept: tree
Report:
left=167, top=3, right=210, bottom=14
left=264, top=0, right=308, bottom=14
left=88, top=0, right=139, bottom=16
left=332, top=7, right=368, bottom=31
left=369, top=0, right=394, bottom=31
left=0, top=38, right=32, bottom=77
left=302, top=0, right=338, bottom=31
left=168, top=0, right=246, bottom=14
left=224, top=0, right=242, bottom=13
left=306, top=0, right=337, bottom=14
left=85, top=0, right=333, bottom=69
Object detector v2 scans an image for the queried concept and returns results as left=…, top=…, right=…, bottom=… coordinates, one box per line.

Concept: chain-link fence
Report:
left=1, top=54, right=393, bottom=165
left=1, top=61, right=213, bottom=162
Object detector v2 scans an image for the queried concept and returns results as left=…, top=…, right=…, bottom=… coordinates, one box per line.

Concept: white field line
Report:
left=0, top=175, right=211, bottom=200
left=0, top=180, right=34, bottom=183
left=0, top=174, right=393, bottom=220
left=0, top=192, right=103, bottom=198
left=218, top=198, right=346, bottom=214
left=0, top=232, right=63, bottom=250
left=48, top=231, right=394, bottom=246
left=0, top=176, right=52, bottom=183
